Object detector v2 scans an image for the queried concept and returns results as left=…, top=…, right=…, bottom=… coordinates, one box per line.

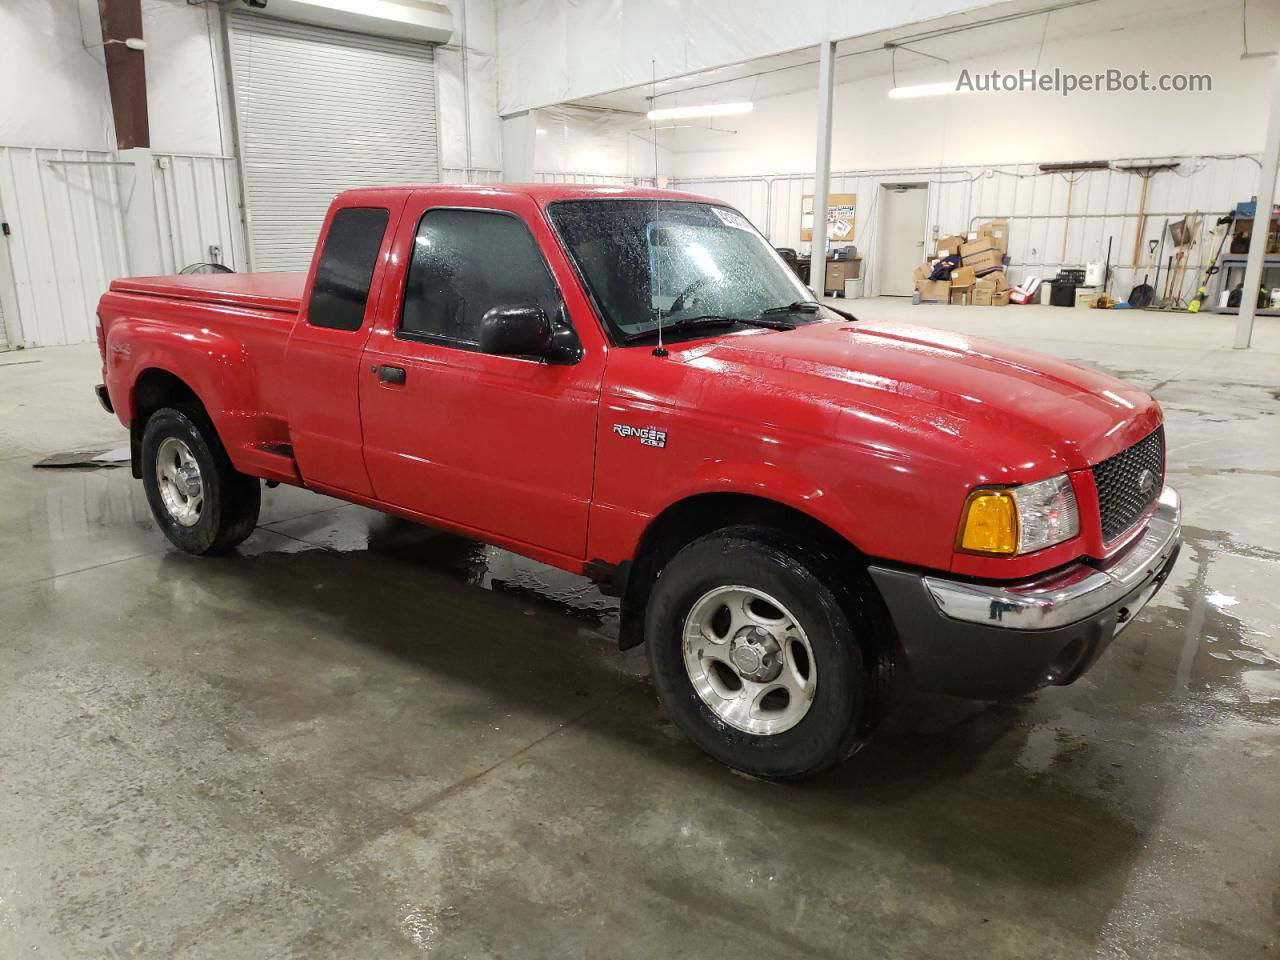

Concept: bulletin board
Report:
left=801, top=193, right=857, bottom=243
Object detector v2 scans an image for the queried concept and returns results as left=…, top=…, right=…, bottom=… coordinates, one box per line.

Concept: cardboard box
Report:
left=962, top=248, right=1004, bottom=276
left=978, top=219, right=1009, bottom=254
left=936, top=235, right=965, bottom=257
left=950, top=287, right=971, bottom=306
left=973, top=276, right=996, bottom=295
left=912, top=261, right=933, bottom=283
left=986, top=270, right=1011, bottom=291
left=959, top=236, right=997, bottom=259
left=992, top=290, right=1010, bottom=306
left=971, top=287, right=993, bottom=306
left=915, top=279, right=951, bottom=302
left=949, top=266, right=976, bottom=288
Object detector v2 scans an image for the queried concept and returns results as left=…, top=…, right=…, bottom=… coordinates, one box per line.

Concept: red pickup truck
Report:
left=95, top=184, right=1180, bottom=778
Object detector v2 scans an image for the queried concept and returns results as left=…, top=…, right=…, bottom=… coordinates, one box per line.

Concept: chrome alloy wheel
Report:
left=155, top=436, right=204, bottom=527
left=682, top=585, right=817, bottom=735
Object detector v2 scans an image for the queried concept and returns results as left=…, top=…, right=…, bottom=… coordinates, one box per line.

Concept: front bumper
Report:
left=869, top=487, right=1181, bottom=700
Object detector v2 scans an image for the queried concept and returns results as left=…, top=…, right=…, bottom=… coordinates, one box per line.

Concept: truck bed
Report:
left=109, top=272, right=305, bottom=315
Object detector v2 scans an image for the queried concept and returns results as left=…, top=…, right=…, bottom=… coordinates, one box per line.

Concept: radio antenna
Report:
left=651, top=58, right=667, bottom=357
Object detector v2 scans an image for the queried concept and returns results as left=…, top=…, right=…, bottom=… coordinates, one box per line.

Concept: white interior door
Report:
left=877, top=184, right=929, bottom=297
left=227, top=14, right=440, bottom=271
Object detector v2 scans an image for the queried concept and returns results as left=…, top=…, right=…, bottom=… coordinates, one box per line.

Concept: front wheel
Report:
left=141, top=407, right=261, bottom=555
left=645, top=529, right=870, bottom=779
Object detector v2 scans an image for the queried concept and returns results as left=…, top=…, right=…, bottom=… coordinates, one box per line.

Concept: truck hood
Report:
left=675, top=319, right=1160, bottom=474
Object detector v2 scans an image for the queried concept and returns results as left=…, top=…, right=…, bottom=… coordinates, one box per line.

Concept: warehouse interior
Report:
left=2, top=0, right=1280, bottom=956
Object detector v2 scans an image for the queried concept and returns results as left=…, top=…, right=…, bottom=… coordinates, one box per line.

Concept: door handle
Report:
left=378, top=364, right=406, bottom=385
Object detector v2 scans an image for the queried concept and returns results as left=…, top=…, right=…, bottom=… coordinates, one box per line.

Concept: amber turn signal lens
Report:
left=959, top=491, right=1019, bottom=554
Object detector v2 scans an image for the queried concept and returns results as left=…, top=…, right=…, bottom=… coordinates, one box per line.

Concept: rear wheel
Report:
left=645, top=529, right=870, bottom=779
left=141, top=407, right=260, bottom=555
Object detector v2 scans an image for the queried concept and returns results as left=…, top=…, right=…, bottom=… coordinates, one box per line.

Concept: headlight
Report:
left=958, top=474, right=1080, bottom=556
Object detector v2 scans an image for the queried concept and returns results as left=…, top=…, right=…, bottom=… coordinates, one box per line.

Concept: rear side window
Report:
left=400, top=209, right=561, bottom=346
left=307, top=207, right=390, bottom=331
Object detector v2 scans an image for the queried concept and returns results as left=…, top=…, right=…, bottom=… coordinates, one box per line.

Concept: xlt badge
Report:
left=613, top=423, right=667, bottom=448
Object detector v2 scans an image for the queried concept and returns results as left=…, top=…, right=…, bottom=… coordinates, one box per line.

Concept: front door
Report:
left=358, top=192, right=603, bottom=562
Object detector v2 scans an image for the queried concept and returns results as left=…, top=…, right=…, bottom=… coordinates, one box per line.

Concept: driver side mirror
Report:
left=479, top=304, right=553, bottom=358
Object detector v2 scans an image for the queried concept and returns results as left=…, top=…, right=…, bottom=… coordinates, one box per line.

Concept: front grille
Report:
left=1092, top=426, right=1165, bottom=542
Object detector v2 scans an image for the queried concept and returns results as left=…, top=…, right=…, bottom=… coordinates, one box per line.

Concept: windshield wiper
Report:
left=760, top=300, right=858, bottom=322
left=622, top=315, right=795, bottom=344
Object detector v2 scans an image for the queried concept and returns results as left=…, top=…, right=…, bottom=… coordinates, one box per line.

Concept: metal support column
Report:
left=1236, top=54, right=1280, bottom=349
left=810, top=39, right=836, bottom=298
left=98, top=0, right=150, bottom=150
left=501, top=110, right=536, bottom=183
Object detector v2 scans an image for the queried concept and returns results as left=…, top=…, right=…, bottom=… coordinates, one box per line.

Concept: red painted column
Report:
left=98, top=0, right=149, bottom=149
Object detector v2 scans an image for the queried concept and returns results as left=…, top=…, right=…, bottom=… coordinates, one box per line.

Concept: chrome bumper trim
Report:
left=923, top=487, right=1181, bottom=631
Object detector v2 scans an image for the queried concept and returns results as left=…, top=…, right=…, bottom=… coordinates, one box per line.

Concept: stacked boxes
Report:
left=912, top=220, right=1011, bottom=305
left=912, top=262, right=950, bottom=302
left=949, top=266, right=976, bottom=305
left=959, top=238, right=1003, bottom=276
left=972, top=270, right=1011, bottom=306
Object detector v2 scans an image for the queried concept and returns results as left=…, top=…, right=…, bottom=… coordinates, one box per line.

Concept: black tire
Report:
left=140, top=406, right=260, bottom=555
left=645, top=528, right=870, bottom=780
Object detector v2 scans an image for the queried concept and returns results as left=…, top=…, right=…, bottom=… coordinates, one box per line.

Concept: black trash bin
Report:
left=1048, top=268, right=1086, bottom=307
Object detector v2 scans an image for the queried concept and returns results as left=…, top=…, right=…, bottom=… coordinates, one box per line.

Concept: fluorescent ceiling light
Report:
left=646, top=102, right=753, bottom=121
left=887, top=81, right=961, bottom=100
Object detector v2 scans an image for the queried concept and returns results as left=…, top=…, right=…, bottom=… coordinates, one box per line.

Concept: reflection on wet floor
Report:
left=262, top=501, right=623, bottom=636
left=10, top=458, right=1280, bottom=729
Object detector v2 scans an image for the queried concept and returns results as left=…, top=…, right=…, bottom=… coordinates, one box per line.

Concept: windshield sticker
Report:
left=711, top=207, right=751, bottom=230
left=612, top=423, right=667, bottom=448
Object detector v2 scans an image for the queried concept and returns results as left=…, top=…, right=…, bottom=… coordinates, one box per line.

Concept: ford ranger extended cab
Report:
left=95, top=184, right=1181, bottom=778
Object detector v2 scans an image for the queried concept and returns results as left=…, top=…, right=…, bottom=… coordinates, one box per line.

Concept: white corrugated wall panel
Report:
left=0, top=146, right=246, bottom=347
left=0, top=146, right=130, bottom=348
left=228, top=14, right=440, bottom=272
left=152, top=154, right=248, bottom=274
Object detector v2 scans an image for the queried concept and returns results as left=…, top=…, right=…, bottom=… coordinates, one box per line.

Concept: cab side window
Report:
left=307, top=207, right=390, bottom=331
left=400, top=209, right=562, bottom=348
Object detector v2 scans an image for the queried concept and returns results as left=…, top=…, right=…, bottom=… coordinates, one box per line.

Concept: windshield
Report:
left=547, top=199, right=822, bottom=345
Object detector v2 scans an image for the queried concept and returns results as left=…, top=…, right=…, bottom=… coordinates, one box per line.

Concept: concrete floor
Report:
left=1, top=300, right=1278, bottom=958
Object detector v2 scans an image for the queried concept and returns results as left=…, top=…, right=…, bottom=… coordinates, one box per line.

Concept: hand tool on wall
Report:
left=1188, top=212, right=1236, bottom=314
left=1162, top=215, right=1197, bottom=308
left=1103, top=236, right=1113, bottom=296
left=1128, top=238, right=1158, bottom=308
left=1151, top=219, right=1168, bottom=306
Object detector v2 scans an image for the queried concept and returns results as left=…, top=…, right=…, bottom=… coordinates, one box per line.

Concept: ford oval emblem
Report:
left=1137, top=468, right=1156, bottom=496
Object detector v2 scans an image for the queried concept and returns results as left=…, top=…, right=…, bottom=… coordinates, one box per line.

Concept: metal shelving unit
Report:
left=1207, top=253, right=1280, bottom=317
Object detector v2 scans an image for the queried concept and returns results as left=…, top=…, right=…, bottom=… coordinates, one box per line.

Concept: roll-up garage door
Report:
left=227, top=14, right=440, bottom=271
